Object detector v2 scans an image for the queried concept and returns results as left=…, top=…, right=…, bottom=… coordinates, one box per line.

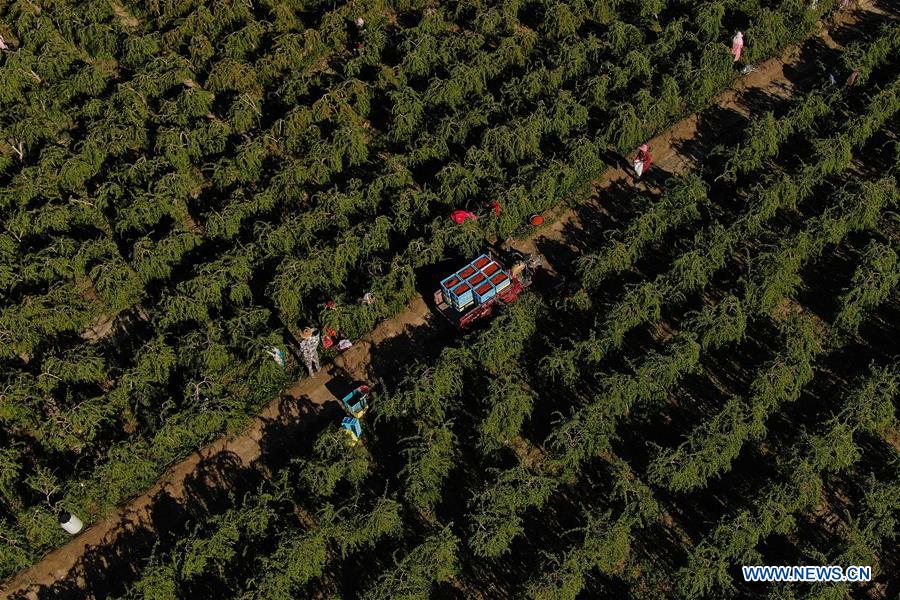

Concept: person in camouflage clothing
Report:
left=299, top=327, right=321, bottom=376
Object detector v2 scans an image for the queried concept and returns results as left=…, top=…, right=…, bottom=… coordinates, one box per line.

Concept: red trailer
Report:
left=433, top=249, right=539, bottom=330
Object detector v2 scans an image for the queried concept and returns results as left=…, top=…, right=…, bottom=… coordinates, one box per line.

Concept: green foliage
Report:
left=833, top=241, right=900, bottom=337
left=128, top=563, right=179, bottom=600
left=1, top=0, right=889, bottom=591
left=744, top=178, right=897, bottom=315
left=579, top=173, right=707, bottom=288
left=400, top=423, right=457, bottom=511
left=179, top=492, right=277, bottom=581
left=327, top=496, right=404, bottom=556
left=687, top=295, right=747, bottom=350
left=478, top=371, right=536, bottom=452
left=648, top=396, right=750, bottom=492
left=364, top=526, right=460, bottom=600
left=250, top=529, right=329, bottom=599
left=377, top=349, right=469, bottom=421
left=293, top=427, right=370, bottom=498
left=468, top=466, right=558, bottom=558
left=527, top=510, right=634, bottom=600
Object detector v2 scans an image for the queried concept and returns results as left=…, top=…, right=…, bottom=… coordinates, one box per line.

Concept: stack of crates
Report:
left=440, top=254, right=512, bottom=311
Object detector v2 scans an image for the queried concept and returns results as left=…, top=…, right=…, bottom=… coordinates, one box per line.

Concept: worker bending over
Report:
left=633, top=143, right=653, bottom=178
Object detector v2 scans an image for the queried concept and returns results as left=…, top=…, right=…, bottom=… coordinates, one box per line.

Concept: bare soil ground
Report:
left=1, top=3, right=889, bottom=598
left=108, top=1, right=139, bottom=28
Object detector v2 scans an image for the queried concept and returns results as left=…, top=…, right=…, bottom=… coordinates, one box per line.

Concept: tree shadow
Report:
left=256, top=393, right=340, bottom=473
left=364, top=317, right=450, bottom=388
left=797, top=231, right=869, bottom=322
left=874, top=0, right=900, bottom=17
left=828, top=6, right=892, bottom=47
left=734, top=85, right=791, bottom=118
left=534, top=176, right=657, bottom=282
left=14, top=386, right=387, bottom=598
left=180, top=451, right=264, bottom=516
left=670, top=104, right=748, bottom=169
left=10, top=490, right=183, bottom=600
left=781, top=37, right=842, bottom=90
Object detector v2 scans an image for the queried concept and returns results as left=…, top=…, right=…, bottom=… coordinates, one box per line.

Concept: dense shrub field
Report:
left=60, top=21, right=900, bottom=599
left=1, top=0, right=897, bottom=597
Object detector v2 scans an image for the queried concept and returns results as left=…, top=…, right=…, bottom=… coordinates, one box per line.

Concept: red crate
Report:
left=458, top=266, right=476, bottom=279
left=482, top=262, right=500, bottom=276
left=491, top=272, right=511, bottom=292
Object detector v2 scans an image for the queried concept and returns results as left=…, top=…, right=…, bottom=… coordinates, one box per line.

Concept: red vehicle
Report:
left=433, top=248, right=539, bottom=330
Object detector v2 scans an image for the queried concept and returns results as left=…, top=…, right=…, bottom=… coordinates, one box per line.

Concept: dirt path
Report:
left=108, top=1, right=140, bottom=28
left=1, top=4, right=890, bottom=599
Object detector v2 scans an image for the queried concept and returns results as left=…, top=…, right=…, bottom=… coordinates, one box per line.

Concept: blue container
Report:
left=341, top=417, right=362, bottom=440
left=471, top=254, right=492, bottom=272
left=441, top=273, right=462, bottom=294
left=450, top=281, right=474, bottom=309
left=473, top=279, right=497, bottom=304
left=341, top=385, right=370, bottom=417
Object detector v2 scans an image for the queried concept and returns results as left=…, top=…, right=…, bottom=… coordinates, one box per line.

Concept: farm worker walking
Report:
left=349, top=17, right=365, bottom=52
left=265, top=346, right=286, bottom=368
left=450, top=210, right=477, bottom=224
left=731, top=31, right=744, bottom=63
left=299, top=327, right=321, bottom=376
left=633, top=143, right=653, bottom=178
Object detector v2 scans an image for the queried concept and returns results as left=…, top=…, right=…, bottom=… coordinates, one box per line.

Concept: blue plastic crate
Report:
left=341, top=417, right=362, bottom=440
left=473, top=279, right=497, bottom=303
left=450, top=281, right=474, bottom=309
left=440, top=273, right=462, bottom=294
left=341, top=385, right=370, bottom=417
left=471, top=253, right=492, bottom=272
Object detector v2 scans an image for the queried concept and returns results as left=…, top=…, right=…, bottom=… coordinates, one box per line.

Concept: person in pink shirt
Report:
left=633, top=143, right=653, bottom=178
left=731, top=31, right=744, bottom=63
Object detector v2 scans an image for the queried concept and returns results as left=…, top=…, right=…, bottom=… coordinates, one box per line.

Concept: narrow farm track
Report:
left=1, top=4, right=890, bottom=599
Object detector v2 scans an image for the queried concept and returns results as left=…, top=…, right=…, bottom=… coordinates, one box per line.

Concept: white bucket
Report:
left=634, top=159, right=645, bottom=177
left=59, top=512, right=84, bottom=535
